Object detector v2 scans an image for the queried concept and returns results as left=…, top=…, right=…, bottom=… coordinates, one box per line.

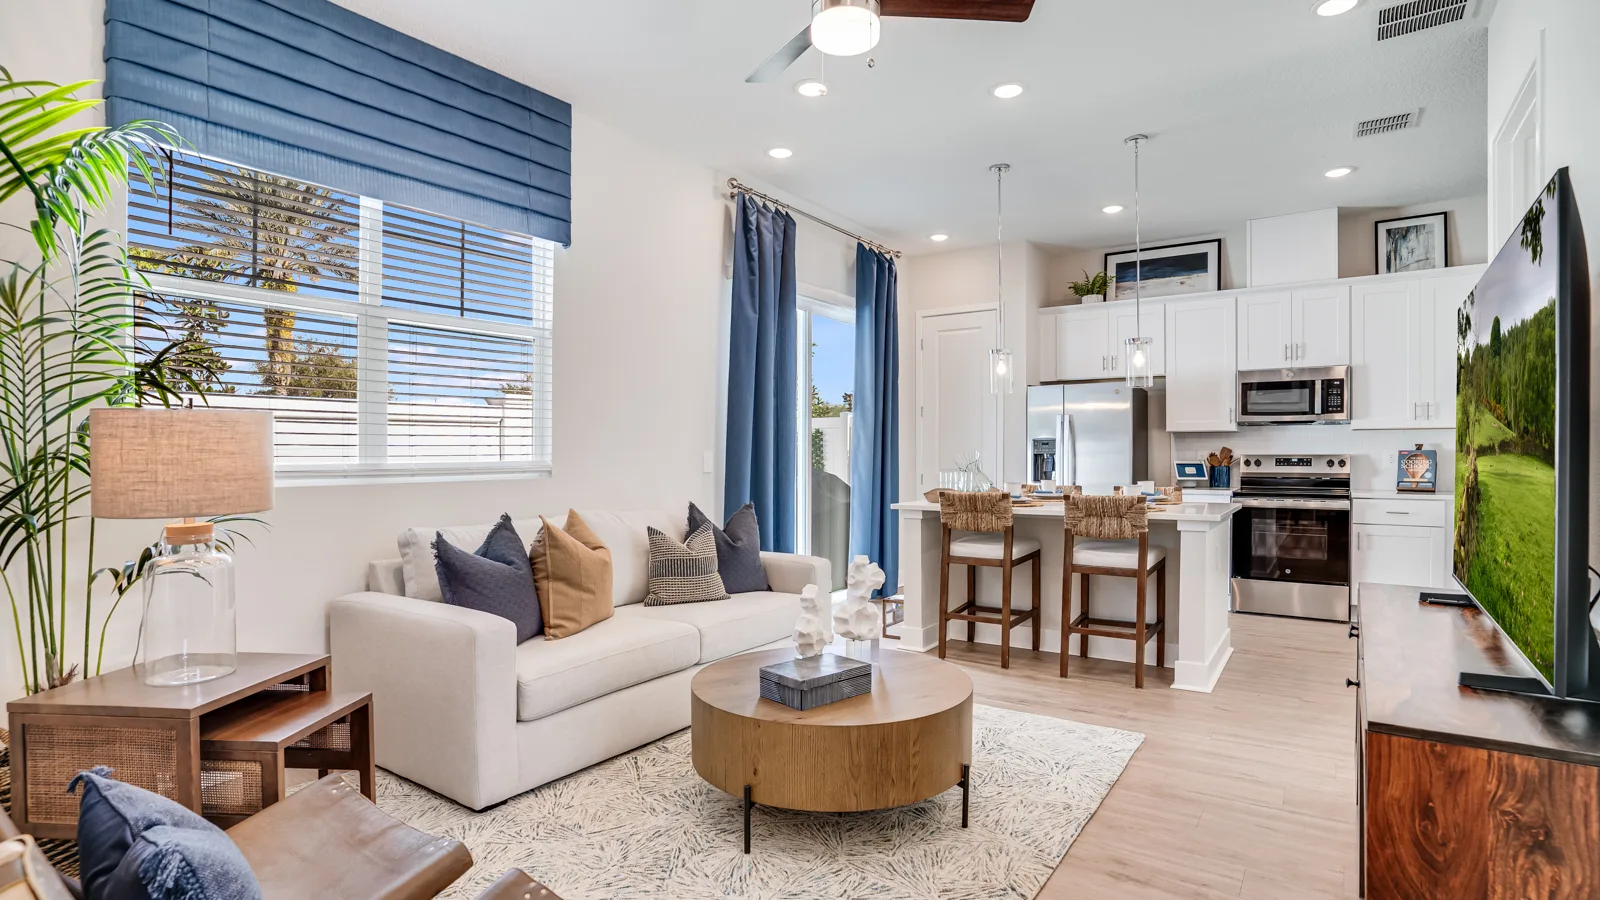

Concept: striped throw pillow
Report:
left=643, top=524, right=729, bottom=606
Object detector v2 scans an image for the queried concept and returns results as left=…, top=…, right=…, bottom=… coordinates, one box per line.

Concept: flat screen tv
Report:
left=1451, top=167, right=1596, bottom=700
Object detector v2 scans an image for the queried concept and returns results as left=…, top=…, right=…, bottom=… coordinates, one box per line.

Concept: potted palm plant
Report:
left=0, top=68, right=245, bottom=692
left=1069, top=270, right=1109, bottom=304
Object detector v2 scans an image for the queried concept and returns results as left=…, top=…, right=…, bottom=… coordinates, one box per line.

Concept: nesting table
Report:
left=690, top=648, right=974, bottom=853
left=6, top=653, right=372, bottom=836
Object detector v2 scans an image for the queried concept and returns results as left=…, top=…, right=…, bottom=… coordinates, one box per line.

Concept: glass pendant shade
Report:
left=1125, top=336, right=1155, bottom=388
left=989, top=348, right=1014, bottom=394
left=811, top=0, right=881, bottom=56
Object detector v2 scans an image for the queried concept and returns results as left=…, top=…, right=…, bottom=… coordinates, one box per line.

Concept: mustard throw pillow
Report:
left=529, top=510, right=614, bottom=639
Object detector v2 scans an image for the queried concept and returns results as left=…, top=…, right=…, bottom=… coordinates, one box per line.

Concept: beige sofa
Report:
left=328, top=509, right=829, bottom=810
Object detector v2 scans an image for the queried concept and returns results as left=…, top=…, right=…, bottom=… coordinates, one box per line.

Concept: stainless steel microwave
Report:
left=1237, top=366, right=1350, bottom=425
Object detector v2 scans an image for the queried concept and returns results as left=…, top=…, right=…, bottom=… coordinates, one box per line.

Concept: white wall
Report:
left=1487, top=0, right=1600, bottom=569
left=0, top=1, right=730, bottom=704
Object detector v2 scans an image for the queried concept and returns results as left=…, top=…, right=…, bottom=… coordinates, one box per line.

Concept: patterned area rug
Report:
left=378, top=704, right=1143, bottom=899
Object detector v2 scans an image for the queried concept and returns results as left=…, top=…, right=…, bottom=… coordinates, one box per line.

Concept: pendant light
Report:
left=989, top=163, right=1014, bottom=395
left=1124, top=134, right=1155, bottom=388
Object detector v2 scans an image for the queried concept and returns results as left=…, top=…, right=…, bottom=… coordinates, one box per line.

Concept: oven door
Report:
left=1231, top=500, right=1351, bottom=586
left=1238, top=377, right=1321, bottom=423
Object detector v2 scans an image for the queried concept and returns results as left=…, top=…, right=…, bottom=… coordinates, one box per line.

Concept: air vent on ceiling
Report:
left=1376, top=0, right=1469, bottom=41
left=1355, top=109, right=1421, bottom=138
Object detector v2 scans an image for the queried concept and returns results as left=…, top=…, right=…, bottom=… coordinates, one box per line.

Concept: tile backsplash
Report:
left=1172, top=425, right=1452, bottom=493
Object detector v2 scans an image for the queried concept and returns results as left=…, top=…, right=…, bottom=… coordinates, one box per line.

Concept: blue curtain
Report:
left=104, top=0, right=572, bottom=245
left=850, top=244, right=899, bottom=597
left=725, top=195, right=798, bottom=552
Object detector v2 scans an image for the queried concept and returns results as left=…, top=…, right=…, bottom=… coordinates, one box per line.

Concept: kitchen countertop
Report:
left=892, top=499, right=1240, bottom=524
left=1351, top=490, right=1452, bottom=501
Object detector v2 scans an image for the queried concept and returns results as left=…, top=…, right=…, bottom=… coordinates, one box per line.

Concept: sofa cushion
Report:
left=515, top=612, right=699, bottom=721
left=687, top=503, right=769, bottom=594
left=529, top=511, right=613, bottom=640
left=434, top=514, right=542, bottom=642
left=626, top=591, right=799, bottom=664
left=643, top=525, right=728, bottom=607
left=399, top=516, right=554, bottom=602
left=571, top=509, right=683, bottom=607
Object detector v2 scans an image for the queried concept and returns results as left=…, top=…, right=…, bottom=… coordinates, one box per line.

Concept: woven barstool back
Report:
left=1065, top=494, right=1148, bottom=540
left=938, top=490, right=1012, bottom=533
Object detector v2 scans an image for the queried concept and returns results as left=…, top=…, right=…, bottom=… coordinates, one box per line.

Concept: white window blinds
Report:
left=129, top=150, right=554, bottom=479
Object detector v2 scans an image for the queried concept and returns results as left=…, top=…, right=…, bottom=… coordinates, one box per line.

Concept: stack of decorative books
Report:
left=758, top=654, right=873, bottom=710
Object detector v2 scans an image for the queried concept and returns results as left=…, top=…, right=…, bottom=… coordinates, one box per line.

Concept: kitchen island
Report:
left=892, top=500, right=1240, bottom=692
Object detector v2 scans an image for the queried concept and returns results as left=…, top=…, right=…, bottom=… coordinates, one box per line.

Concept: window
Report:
left=127, top=151, right=554, bottom=479
left=795, top=298, right=855, bottom=593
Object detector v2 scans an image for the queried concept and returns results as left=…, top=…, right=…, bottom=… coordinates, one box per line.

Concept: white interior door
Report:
left=918, top=308, right=1001, bottom=491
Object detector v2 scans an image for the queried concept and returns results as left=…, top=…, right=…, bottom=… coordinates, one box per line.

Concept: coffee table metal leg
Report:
left=743, top=785, right=753, bottom=854
left=960, top=764, right=970, bottom=828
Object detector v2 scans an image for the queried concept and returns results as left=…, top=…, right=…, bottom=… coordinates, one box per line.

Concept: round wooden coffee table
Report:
left=690, top=647, right=974, bottom=852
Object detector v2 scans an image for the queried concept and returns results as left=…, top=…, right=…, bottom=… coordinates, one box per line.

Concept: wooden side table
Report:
left=5, top=654, right=369, bottom=838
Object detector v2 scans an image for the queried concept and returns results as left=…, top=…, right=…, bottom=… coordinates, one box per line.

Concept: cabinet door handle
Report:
left=1412, top=402, right=1420, bottom=420
left=1346, top=678, right=1360, bottom=688
left=1284, top=343, right=1289, bottom=361
left=1356, top=532, right=1361, bottom=551
left=1385, top=510, right=1410, bottom=516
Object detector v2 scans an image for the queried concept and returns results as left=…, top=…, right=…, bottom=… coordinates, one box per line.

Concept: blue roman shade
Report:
left=104, top=0, right=572, bottom=245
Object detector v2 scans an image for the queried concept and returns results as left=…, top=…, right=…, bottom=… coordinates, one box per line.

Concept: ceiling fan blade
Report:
left=879, top=0, right=1035, bottom=22
left=746, top=26, right=814, bottom=83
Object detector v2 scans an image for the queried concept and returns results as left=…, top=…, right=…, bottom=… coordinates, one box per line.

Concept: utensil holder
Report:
left=1208, top=465, right=1231, bottom=489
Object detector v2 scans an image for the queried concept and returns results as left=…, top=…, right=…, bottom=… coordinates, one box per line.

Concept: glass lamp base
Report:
left=143, top=655, right=237, bottom=687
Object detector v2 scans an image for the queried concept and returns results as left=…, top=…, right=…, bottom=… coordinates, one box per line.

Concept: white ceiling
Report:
left=333, top=0, right=1490, bottom=256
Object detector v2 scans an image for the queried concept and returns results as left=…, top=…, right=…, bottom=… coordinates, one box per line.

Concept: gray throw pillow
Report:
left=687, top=502, right=769, bottom=594
left=643, top=525, right=729, bottom=606
left=434, top=514, right=542, bottom=641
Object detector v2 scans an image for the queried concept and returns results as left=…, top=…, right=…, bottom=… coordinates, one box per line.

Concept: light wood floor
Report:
left=930, top=612, right=1360, bottom=899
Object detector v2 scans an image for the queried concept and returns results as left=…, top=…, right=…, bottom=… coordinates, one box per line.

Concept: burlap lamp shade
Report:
left=90, top=408, right=274, bottom=541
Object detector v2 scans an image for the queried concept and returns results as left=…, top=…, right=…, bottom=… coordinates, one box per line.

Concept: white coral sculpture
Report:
left=833, top=555, right=885, bottom=641
left=794, top=584, right=829, bottom=658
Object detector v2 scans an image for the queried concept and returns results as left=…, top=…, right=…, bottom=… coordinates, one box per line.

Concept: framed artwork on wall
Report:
left=1105, top=239, right=1221, bottom=301
left=1375, top=212, right=1448, bottom=274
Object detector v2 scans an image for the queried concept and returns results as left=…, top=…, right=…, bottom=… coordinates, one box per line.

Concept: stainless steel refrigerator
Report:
left=1027, top=383, right=1148, bottom=495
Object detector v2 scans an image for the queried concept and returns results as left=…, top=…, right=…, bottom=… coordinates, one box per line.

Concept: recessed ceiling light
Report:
left=768, top=147, right=793, bottom=159
left=795, top=79, right=828, bottom=98
left=1313, top=0, right=1359, bottom=15
left=1324, top=166, right=1354, bottom=178
left=930, top=233, right=949, bottom=242
left=992, top=83, right=1025, bottom=99
left=1102, top=205, right=1124, bottom=214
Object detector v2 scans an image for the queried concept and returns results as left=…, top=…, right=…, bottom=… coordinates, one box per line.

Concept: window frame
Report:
left=130, top=155, right=555, bottom=484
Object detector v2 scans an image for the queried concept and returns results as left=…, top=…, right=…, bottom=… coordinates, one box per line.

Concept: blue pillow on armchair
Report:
left=71, top=767, right=260, bottom=900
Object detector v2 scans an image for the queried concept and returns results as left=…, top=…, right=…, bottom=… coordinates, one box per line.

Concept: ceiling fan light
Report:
left=811, top=0, right=881, bottom=57
left=795, top=79, right=829, bottom=98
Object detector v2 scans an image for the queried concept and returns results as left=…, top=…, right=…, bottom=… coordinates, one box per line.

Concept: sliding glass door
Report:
left=796, top=299, right=854, bottom=592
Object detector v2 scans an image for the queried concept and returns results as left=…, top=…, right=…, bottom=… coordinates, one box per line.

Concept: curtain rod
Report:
left=727, top=178, right=901, bottom=259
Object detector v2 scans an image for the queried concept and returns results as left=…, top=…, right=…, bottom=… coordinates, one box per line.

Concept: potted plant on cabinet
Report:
left=1070, top=270, right=1108, bottom=304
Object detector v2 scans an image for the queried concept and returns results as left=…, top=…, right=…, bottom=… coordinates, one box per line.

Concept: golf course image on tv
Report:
left=1454, top=181, right=1560, bottom=682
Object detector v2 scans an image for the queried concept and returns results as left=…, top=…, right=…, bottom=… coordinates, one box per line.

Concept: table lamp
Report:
left=90, top=408, right=274, bottom=686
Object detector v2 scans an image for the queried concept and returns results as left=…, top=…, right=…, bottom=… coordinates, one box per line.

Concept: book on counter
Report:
left=759, top=653, right=873, bottom=710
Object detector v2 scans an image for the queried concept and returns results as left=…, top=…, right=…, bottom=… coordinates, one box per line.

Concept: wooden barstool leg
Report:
left=938, top=526, right=952, bottom=660
left=966, top=566, right=977, bottom=644
left=1031, top=555, right=1042, bottom=652
left=1060, top=541, right=1073, bottom=679
left=1079, top=573, right=1091, bottom=659
left=1000, top=557, right=1014, bottom=670
left=1134, top=536, right=1148, bottom=689
left=1156, top=559, right=1167, bottom=668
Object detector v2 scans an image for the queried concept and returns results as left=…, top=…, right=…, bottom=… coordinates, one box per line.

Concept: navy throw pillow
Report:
left=687, top=503, right=769, bottom=594
left=434, top=513, right=542, bottom=641
left=71, top=767, right=260, bottom=900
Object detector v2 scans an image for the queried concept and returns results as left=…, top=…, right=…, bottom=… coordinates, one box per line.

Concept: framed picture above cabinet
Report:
left=1105, top=239, right=1221, bottom=301
left=1375, top=212, right=1448, bottom=274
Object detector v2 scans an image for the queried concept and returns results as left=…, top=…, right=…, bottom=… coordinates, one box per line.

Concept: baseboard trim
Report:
left=1171, top=628, right=1233, bottom=693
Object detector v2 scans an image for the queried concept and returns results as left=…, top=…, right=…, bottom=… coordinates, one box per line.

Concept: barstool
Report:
left=1060, top=494, right=1167, bottom=688
left=937, top=490, right=1041, bottom=669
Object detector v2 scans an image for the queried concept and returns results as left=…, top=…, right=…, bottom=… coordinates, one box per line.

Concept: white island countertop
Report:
left=892, top=499, right=1240, bottom=524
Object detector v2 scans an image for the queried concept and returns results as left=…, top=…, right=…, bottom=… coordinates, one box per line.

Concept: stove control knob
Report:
left=1338, top=459, right=1347, bottom=468
left=1242, top=459, right=1251, bottom=467
left=1254, top=459, right=1262, bottom=467
left=1327, top=459, right=1335, bottom=468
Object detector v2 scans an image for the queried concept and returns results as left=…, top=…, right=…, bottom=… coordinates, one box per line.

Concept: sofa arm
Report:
left=328, top=592, right=518, bottom=810
left=760, top=552, right=832, bottom=596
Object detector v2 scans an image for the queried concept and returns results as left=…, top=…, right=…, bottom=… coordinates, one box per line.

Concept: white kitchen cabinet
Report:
left=1237, top=287, right=1349, bottom=369
left=1035, top=309, right=1061, bottom=384
left=1056, top=306, right=1111, bottom=381
left=1351, top=275, right=1469, bottom=429
left=1291, top=285, right=1350, bottom=367
left=1166, top=296, right=1238, bottom=432
left=1110, top=306, right=1166, bottom=377
left=1421, top=272, right=1479, bottom=429
left=1237, top=292, right=1292, bottom=370
left=1352, top=523, right=1447, bottom=604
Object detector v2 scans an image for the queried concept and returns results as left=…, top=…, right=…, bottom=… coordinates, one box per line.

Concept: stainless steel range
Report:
left=1230, top=454, right=1351, bottom=623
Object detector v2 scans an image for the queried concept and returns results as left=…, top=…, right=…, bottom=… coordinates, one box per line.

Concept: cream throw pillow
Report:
left=529, top=510, right=614, bottom=639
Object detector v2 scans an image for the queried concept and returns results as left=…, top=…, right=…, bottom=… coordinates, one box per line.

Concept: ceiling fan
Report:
left=746, top=0, right=1036, bottom=84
